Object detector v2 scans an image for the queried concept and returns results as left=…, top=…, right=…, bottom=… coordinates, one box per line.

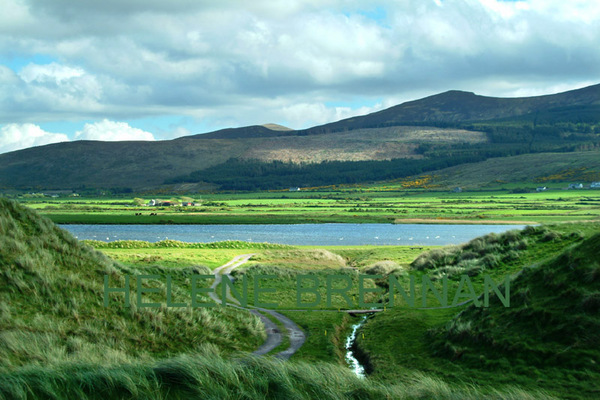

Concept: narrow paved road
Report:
left=209, top=254, right=306, bottom=360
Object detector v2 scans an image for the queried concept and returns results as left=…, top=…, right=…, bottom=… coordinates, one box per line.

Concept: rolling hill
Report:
left=1, top=83, right=599, bottom=191
left=298, top=84, right=600, bottom=134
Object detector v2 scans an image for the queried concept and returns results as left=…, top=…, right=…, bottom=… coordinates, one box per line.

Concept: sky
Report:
left=1, top=0, right=599, bottom=154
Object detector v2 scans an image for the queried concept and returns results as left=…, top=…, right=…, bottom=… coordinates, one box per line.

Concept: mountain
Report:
left=1, top=84, right=599, bottom=191
left=299, top=83, right=600, bottom=134
left=184, top=124, right=295, bottom=139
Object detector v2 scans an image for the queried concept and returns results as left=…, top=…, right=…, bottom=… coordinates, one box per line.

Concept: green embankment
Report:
left=0, top=197, right=265, bottom=368
left=356, top=223, right=600, bottom=399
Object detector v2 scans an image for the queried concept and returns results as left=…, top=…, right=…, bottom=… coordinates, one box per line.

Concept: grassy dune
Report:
left=0, top=198, right=265, bottom=370
left=356, top=223, right=600, bottom=399
left=430, top=231, right=600, bottom=397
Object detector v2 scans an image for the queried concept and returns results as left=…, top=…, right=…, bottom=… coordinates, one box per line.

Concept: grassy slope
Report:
left=0, top=126, right=484, bottom=191
left=0, top=199, right=556, bottom=399
left=430, top=231, right=600, bottom=397
left=0, top=198, right=265, bottom=369
left=356, top=223, right=600, bottom=399
left=428, top=151, right=600, bottom=189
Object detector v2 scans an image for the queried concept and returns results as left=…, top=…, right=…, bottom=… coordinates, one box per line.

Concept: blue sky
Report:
left=1, top=0, right=599, bottom=153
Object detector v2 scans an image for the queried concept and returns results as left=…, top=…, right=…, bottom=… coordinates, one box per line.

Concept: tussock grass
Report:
left=0, top=345, right=556, bottom=400
left=411, top=226, right=577, bottom=279
left=428, top=233, right=600, bottom=398
left=0, top=198, right=265, bottom=370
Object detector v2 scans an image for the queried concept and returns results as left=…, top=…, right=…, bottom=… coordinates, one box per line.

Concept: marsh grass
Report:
left=0, top=198, right=265, bottom=371
left=0, top=345, right=557, bottom=400
left=410, top=225, right=579, bottom=279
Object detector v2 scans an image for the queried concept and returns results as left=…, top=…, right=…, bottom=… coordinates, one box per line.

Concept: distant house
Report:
left=568, top=183, right=584, bottom=189
left=591, top=182, right=600, bottom=189
left=182, top=202, right=193, bottom=206
left=536, top=187, right=547, bottom=192
left=147, top=199, right=157, bottom=206
left=452, top=187, right=462, bottom=193
left=289, top=187, right=301, bottom=192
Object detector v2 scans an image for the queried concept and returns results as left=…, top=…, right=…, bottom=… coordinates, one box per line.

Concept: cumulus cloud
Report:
left=74, top=120, right=155, bottom=141
left=18, top=62, right=84, bottom=84
left=0, top=0, right=599, bottom=132
left=0, top=124, right=69, bottom=154
left=0, top=119, right=155, bottom=154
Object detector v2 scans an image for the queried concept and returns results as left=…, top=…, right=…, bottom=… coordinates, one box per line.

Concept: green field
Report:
left=12, top=187, right=600, bottom=225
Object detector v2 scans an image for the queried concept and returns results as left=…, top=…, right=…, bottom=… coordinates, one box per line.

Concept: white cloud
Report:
left=18, top=62, right=84, bottom=84
left=75, top=120, right=155, bottom=141
left=0, top=0, right=599, bottom=132
left=0, top=123, right=68, bottom=154
left=0, top=119, right=156, bottom=154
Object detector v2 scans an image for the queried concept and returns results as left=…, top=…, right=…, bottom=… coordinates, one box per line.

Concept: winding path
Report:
left=209, top=254, right=306, bottom=360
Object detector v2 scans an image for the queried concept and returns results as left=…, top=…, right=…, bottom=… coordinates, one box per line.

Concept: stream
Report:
left=345, top=316, right=369, bottom=378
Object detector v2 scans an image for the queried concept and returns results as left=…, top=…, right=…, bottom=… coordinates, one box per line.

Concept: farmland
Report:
left=13, top=186, right=600, bottom=225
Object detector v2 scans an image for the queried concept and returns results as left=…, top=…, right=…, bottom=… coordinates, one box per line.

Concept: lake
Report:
left=60, top=223, right=528, bottom=246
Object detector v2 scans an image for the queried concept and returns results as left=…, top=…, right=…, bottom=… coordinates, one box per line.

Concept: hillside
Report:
left=430, top=232, right=600, bottom=396
left=1, top=84, right=599, bottom=191
left=300, top=83, right=600, bottom=134
left=0, top=198, right=264, bottom=369
left=423, top=150, right=600, bottom=189
left=355, top=225, right=600, bottom=399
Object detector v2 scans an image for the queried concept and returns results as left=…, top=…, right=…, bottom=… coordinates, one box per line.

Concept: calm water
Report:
left=60, top=223, right=527, bottom=246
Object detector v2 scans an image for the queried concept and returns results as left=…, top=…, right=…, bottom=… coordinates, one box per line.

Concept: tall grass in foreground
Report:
left=0, top=344, right=555, bottom=400
left=0, top=198, right=264, bottom=369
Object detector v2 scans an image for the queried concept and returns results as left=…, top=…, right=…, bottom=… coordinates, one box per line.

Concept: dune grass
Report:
left=0, top=344, right=556, bottom=400
left=356, top=223, right=600, bottom=399
left=0, top=198, right=265, bottom=371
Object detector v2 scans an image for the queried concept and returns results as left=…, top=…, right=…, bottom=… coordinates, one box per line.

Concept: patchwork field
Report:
left=14, top=187, right=600, bottom=225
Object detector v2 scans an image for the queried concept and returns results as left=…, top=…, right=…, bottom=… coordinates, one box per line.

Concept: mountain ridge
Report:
left=296, top=83, right=600, bottom=135
left=1, top=83, right=599, bottom=191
